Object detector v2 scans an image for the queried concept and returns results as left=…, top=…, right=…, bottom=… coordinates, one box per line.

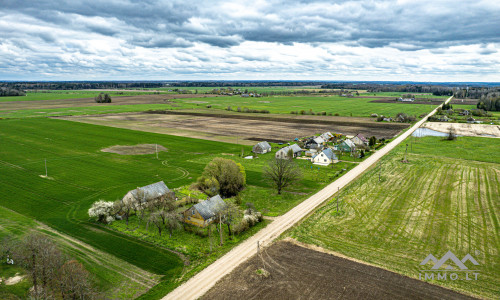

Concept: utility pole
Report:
left=156, top=144, right=158, bottom=160
left=44, top=158, right=47, bottom=177
left=379, top=164, right=381, bottom=182
left=404, top=143, right=408, bottom=161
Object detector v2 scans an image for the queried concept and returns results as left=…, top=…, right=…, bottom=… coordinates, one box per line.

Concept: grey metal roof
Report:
left=193, top=195, right=226, bottom=220
left=130, top=181, right=170, bottom=202
left=289, top=144, right=302, bottom=153
left=253, top=141, right=271, bottom=151
left=322, top=148, right=337, bottom=160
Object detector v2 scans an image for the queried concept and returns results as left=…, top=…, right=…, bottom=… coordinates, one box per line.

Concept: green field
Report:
left=0, top=90, right=170, bottom=102
left=287, top=136, right=500, bottom=299
left=0, top=117, right=353, bottom=298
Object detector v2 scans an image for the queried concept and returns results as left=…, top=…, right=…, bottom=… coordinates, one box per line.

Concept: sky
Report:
left=1, top=0, right=499, bottom=82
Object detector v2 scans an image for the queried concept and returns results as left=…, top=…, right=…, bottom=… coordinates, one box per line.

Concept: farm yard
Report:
left=0, top=116, right=354, bottom=298
left=202, top=241, right=475, bottom=300
left=287, top=136, right=500, bottom=299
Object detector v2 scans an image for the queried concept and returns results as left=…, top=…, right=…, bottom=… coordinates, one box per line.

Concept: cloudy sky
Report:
left=1, top=0, right=499, bottom=81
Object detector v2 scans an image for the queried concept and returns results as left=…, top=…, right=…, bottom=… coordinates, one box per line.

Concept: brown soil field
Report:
left=101, top=144, right=168, bottom=155
left=202, top=241, right=475, bottom=300
left=451, top=98, right=479, bottom=105
left=0, top=94, right=216, bottom=111
left=423, top=122, right=500, bottom=138
left=60, top=111, right=407, bottom=145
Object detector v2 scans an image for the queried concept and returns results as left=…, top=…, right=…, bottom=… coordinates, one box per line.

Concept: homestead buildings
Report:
left=182, top=195, right=226, bottom=227
left=122, top=181, right=171, bottom=206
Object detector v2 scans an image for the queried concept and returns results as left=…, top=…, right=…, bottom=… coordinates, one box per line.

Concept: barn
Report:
left=182, top=195, right=226, bottom=228
left=122, top=181, right=171, bottom=206
left=252, top=141, right=272, bottom=154
left=276, top=144, right=303, bottom=159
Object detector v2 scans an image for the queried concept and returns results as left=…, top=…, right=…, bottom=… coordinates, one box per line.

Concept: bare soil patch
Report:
left=423, top=122, right=500, bottom=138
left=202, top=241, right=475, bottom=300
left=101, top=144, right=168, bottom=155
left=62, top=111, right=407, bottom=145
left=4, top=273, right=26, bottom=285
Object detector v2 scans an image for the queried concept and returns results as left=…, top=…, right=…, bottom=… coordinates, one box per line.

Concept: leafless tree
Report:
left=58, top=260, right=95, bottom=299
left=263, top=158, right=302, bottom=194
left=224, top=201, right=241, bottom=238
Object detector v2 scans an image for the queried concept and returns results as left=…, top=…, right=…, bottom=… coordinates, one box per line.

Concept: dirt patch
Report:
left=101, top=144, right=168, bottom=155
left=4, top=273, right=26, bottom=285
left=62, top=111, right=407, bottom=145
left=202, top=241, right=475, bottom=300
left=423, top=122, right=500, bottom=138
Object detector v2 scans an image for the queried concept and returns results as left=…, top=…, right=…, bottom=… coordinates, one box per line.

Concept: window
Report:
left=192, top=209, right=195, bottom=215
left=324, top=159, right=327, bottom=162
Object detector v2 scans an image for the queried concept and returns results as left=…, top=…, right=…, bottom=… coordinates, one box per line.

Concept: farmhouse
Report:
left=305, top=136, right=325, bottom=149
left=335, top=139, right=356, bottom=153
left=252, top=141, right=272, bottom=154
left=312, top=148, right=338, bottom=165
left=122, top=181, right=171, bottom=206
left=276, top=144, right=303, bottom=159
left=351, top=134, right=368, bottom=147
left=182, top=195, right=226, bottom=227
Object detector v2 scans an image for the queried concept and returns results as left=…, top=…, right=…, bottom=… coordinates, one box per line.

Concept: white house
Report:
left=312, top=148, right=338, bottom=165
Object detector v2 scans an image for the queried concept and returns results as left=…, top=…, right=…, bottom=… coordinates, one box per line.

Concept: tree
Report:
left=197, top=158, right=245, bottom=197
left=88, top=200, right=115, bottom=223
left=164, top=211, right=181, bottom=238
left=224, top=201, right=241, bottom=238
left=58, top=260, right=95, bottom=299
left=263, top=158, right=302, bottom=194
left=369, top=136, right=377, bottom=147
left=445, top=126, right=457, bottom=140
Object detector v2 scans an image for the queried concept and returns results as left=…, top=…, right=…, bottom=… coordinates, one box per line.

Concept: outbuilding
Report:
left=276, top=144, right=303, bottom=159
left=252, top=141, right=272, bottom=154
left=122, top=181, right=172, bottom=206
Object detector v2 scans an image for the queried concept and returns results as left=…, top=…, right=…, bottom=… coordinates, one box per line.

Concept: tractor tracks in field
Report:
left=161, top=159, right=190, bottom=181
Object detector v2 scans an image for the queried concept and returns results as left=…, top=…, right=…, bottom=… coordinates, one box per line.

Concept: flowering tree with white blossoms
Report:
left=88, top=200, right=115, bottom=224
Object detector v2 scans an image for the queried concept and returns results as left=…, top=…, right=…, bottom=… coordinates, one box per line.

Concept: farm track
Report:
left=163, top=97, right=453, bottom=299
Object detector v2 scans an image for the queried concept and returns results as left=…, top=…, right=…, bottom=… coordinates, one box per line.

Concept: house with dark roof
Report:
left=305, top=136, right=325, bottom=149
left=276, top=144, right=303, bottom=159
left=182, top=195, right=226, bottom=227
left=312, top=148, right=338, bottom=165
left=252, top=141, right=272, bottom=154
left=122, top=181, right=171, bottom=206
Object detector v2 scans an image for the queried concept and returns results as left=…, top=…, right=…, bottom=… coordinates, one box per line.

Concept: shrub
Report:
left=197, top=158, right=245, bottom=197
left=88, top=200, right=116, bottom=223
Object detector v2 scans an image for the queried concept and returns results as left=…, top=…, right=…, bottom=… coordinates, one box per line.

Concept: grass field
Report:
left=0, top=90, right=169, bottom=102
left=0, top=117, right=353, bottom=298
left=171, top=95, right=443, bottom=118
left=287, top=136, right=500, bottom=299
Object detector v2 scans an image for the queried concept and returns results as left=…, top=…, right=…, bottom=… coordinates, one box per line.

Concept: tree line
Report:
left=0, top=87, right=25, bottom=96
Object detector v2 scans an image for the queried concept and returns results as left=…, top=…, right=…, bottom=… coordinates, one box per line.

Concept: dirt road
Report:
left=163, top=96, right=453, bottom=300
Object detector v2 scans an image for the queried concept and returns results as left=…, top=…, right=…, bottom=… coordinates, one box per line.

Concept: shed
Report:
left=312, top=148, right=338, bottom=165
left=182, top=195, right=226, bottom=227
left=336, top=139, right=356, bottom=152
left=122, top=181, right=171, bottom=206
left=305, top=136, right=325, bottom=149
left=252, top=141, right=272, bottom=154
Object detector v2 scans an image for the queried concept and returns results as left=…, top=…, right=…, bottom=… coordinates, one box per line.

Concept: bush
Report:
left=88, top=200, right=116, bottom=223
left=197, top=158, right=245, bottom=197
left=94, top=93, right=111, bottom=103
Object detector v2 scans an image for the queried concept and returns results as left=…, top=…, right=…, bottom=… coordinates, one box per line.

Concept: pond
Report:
left=412, top=127, right=462, bottom=138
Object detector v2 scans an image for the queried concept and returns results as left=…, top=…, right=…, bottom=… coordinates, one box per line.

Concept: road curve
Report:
left=163, top=96, right=453, bottom=300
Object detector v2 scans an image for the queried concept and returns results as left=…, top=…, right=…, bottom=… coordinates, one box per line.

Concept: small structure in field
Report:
left=351, top=134, right=368, bottom=147
left=122, top=181, right=171, bottom=206
left=335, top=139, right=356, bottom=153
left=312, top=148, right=338, bottom=165
left=252, top=141, right=272, bottom=154
left=276, top=144, right=303, bottom=159
left=182, top=195, right=226, bottom=227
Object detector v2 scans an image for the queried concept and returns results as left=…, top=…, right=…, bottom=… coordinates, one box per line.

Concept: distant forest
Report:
left=0, top=87, right=25, bottom=97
